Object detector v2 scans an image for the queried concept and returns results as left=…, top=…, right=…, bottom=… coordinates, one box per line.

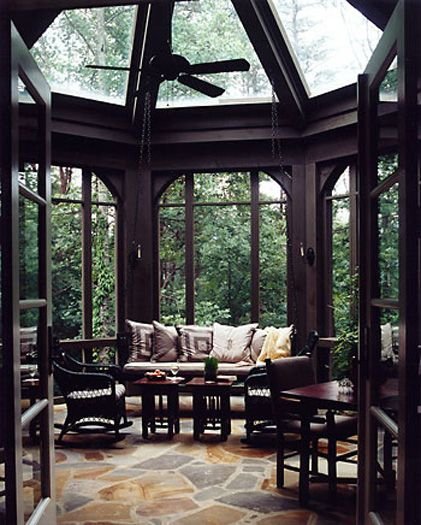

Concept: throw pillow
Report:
left=256, top=324, right=293, bottom=363
left=152, top=321, right=179, bottom=362
left=210, top=322, right=258, bottom=363
left=177, top=325, right=213, bottom=362
left=381, top=322, right=394, bottom=361
left=250, top=328, right=267, bottom=362
left=126, top=320, right=154, bottom=362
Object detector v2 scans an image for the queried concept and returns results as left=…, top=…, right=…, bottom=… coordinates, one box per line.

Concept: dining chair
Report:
left=266, top=356, right=357, bottom=495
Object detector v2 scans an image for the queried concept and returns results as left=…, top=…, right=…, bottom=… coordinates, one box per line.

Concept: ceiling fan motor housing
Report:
left=149, top=53, right=190, bottom=80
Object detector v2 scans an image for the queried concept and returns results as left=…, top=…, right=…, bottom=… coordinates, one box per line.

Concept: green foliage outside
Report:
left=160, top=172, right=288, bottom=327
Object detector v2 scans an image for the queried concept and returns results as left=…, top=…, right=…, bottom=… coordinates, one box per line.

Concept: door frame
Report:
left=357, top=1, right=420, bottom=523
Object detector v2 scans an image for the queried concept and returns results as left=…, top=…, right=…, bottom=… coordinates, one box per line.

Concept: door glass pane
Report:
left=51, top=202, right=83, bottom=339
left=19, top=163, right=39, bottom=193
left=161, top=176, right=185, bottom=205
left=378, top=182, right=399, bottom=299
left=373, top=423, right=397, bottom=524
left=259, top=203, right=287, bottom=326
left=259, top=172, right=283, bottom=202
left=195, top=204, right=251, bottom=325
left=22, top=413, right=43, bottom=519
left=92, top=174, right=114, bottom=204
left=51, top=166, right=82, bottom=200
left=159, top=206, right=186, bottom=324
left=377, top=154, right=398, bottom=184
left=19, top=195, right=39, bottom=300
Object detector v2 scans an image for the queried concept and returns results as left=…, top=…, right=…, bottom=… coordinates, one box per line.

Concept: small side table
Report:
left=186, top=377, right=234, bottom=441
left=133, top=377, right=182, bottom=439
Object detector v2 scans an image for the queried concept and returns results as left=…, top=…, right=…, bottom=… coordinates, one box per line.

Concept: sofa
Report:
left=119, top=319, right=294, bottom=383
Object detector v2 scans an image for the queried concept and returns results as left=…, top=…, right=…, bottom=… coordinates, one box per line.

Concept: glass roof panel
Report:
left=157, top=0, right=272, bottom=108
left=31, top=6, right=137, bottom=105
left=271, top=0, right=382, bottom=97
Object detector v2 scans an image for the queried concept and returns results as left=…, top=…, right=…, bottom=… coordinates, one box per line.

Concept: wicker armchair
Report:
left=243, top=330, right=319, bottom=443
left=53, top=353, right=132, bottom=443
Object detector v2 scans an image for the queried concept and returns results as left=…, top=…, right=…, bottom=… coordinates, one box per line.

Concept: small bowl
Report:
left=145, top=371, right=167, bottom=381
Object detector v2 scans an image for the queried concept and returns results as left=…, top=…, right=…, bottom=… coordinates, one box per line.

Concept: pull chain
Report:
left=271, top=83, right=299, bottom=327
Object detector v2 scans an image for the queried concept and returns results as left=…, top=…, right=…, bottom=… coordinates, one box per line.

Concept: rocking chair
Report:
left=53, top=352, right=132, bottom=443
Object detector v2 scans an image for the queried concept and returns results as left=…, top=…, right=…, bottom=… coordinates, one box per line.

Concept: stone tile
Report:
left=256, top=510, right=316, bottom=524
left=171, top=503, right=245, bottom=525
left=226, top=473, right=258, bottom=490
left=74, top=465, right=115, bottom=479
left=100, top=468, right=145, bottom=481
left=217, top=490, right=300, bottom=513
left=84, top=451, right=107, bottom=461
left=63, top=493, right=93, bottom=512
left=57, top=502, right=132, bottom=523
left=243, top=465, right=266, bottom=473
left=193, top=486, right=228, bottom=502
left=134, top=453, right=194, bottom=470
left=180, top=464, right=236, bottom=489
left=55, top=451, right=68, bottom=464
left=135, top=497, right=198, bottom=518
left=99, top=472, right=193, bottom=502
left=205, top=445, right=241, bottom=465
left=55, top=469, right=73, bottom=500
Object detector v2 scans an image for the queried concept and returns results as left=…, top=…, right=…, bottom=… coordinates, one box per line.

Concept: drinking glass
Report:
left=170, top=364, right=180, bottom=380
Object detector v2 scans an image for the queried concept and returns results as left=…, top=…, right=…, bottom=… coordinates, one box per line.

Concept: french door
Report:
left=357, top=1, right=420, bottom=523
left=0, top=22, right=56, bottom=524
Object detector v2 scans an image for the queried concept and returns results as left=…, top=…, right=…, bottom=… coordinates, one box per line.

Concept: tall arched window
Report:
left=159, top=171, right=288, bottom=326
left=51, top=167, right=117, bottom=339
left=323, top=165, right=358, bottom=337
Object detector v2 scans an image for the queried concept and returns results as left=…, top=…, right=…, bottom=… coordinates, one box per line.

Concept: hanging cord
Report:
left=130, top=90, right=152, bottom=264
left=271, top=83, right=299, bottom=327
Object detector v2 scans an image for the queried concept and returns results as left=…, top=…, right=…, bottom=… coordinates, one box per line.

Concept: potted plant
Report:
left=204, top=356, right=218, bottom=382
left=331, top=271, right=359, bottom=391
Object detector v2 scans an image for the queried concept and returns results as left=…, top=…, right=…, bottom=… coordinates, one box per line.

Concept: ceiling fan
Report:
left=86, top=52, right=250, bottom=98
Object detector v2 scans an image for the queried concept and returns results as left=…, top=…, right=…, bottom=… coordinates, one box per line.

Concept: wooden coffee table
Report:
left=186, top=377, right=234, bottom=441
left=133, top=377, right=183, bottom=439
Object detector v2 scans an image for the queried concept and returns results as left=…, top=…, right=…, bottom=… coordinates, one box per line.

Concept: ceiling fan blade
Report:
left=178, top=75, right=225, bottom=97
left=85, top=64, right=130, bottom=71
left=188, top=58, right=250, bottom=75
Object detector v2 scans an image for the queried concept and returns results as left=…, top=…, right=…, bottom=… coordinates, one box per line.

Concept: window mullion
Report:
left=251, top=171, right=259, bottom=323
left=185, top=173, right=194, bottom=324
left=82, top=169, right=93, bottom=342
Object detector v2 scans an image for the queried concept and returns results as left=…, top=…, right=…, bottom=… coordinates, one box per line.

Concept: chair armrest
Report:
left=64, top=354, right=122, bottom=380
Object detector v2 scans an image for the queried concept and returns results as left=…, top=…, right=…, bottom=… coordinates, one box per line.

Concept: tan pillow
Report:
left=210, top=322, right=257, bottom=363
left=256, top=325, right=293, bottom=363
left=152, top=321, right=178, bottom=362
left=178, top=325, right=213, bottom=362
left=250, top=328, right=267, bottom=362
left=126, top=320, right=154, bottom=362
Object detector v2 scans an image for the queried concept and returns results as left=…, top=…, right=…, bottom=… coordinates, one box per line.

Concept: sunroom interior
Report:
left=1, top=0, right=420, bottom=523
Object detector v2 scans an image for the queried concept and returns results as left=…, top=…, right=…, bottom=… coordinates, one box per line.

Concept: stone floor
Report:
left=50, top=397, right=357, bottom=524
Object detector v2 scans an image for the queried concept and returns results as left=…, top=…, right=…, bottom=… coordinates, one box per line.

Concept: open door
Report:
left=357, top=1, right=421, bottom=523
left=0, top=21, right=56, bottom=524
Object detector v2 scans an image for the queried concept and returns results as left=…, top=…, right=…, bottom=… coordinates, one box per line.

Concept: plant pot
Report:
left=204, top=369, right=217, bottom=382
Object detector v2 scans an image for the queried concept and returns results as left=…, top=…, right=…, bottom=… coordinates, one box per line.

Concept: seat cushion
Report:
left=68, top=383, right=126, bottom=400
left=123, top=360, right=254, bottom=378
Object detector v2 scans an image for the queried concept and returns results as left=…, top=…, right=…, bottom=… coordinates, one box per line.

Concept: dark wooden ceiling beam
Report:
left=12, top=9, right=61, bottom=48
left=232, top=0, right=307, bottom=129
left=345, top=0, right=397, bottom=30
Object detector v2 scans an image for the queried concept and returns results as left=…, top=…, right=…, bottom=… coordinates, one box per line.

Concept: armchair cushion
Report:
left=210, top=322, right=257, bottom=363
left=177, top=324, right=213, bottom=362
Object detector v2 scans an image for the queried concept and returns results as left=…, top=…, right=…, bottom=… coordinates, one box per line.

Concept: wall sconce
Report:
left=129, top=242, right=142, bottom=266
left=300, top=243, right=315, bottom=266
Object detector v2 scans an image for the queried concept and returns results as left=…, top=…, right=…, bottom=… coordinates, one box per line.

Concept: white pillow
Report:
left=256, top=325, right=293, bottom=363
left=381, top=322, right=393, bottom=361
left=210, top=322, right=257, bottom=363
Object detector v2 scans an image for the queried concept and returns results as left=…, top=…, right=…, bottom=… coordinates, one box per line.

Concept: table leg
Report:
left=221, top=392, right=231, bottom=441
left=299, top=410, right=311, bottom=506
left=193, top=393, right=200, bottom=440
left=167, top=390, right=178, bottom=439
left=142, top=392, right=153, bottom=439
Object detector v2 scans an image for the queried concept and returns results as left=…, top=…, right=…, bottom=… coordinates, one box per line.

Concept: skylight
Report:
left=31, top=6, right=137, bottom=105
left=271, top=0, right=382, bottom=97
left=156, top=0, right=272, bottom=108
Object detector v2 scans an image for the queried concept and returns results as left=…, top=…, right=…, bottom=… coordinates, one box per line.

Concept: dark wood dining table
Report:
left=280, top=380, right=358, bottom=506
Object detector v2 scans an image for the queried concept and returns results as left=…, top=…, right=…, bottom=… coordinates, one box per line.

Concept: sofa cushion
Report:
left=178, top=324, right=213, bottom=362
left=256, top=325, right=293, bottom=363
left=210, top=322, right=257, bottom=363
left=126, top=320, right=154, bottom=362
left=250, top=328, right=267, bottom=362
left=123, top=360, right=253, bottom=377
left=152, top=321, right=178, bottom=362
